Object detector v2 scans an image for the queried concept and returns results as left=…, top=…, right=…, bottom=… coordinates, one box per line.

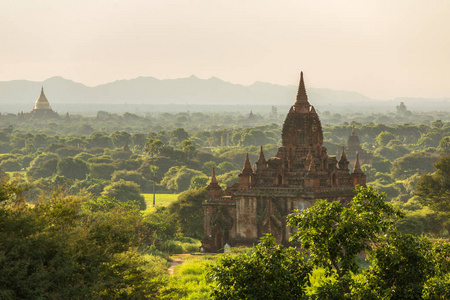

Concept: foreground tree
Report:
left=288, top=186, right=403, bottom=281
left=0, top=190, right=166, bottom=299
left=209, top=234, right=312, bottom=300
left=355, top=233, right=450, bottom=299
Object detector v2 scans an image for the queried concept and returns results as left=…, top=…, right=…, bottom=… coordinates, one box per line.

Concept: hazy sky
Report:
left=1, top=0, right=449, bottom=99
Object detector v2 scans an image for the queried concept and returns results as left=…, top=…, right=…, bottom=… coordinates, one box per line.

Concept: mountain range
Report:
left=0, top=76, right=448, bottom=113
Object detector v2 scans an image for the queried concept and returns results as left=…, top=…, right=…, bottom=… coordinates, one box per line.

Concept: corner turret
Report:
left=351, top=153, right=366, bottom=186
left=338, top=146, right=350, bottom=171
left=255, top=146, right=267, bottom=171
left=206, top=168, right=222, bottom=198
left=238, top=153, right=253, bottom=189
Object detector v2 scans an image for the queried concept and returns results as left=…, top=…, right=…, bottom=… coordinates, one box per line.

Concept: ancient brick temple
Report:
left=202, top=72, right=366, bottom=252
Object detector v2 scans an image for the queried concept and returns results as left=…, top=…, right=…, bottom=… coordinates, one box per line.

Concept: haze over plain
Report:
left=1, top=0, right=449, bottom=100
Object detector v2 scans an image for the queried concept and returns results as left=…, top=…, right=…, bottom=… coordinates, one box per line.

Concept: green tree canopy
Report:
left=355, top=233, right=450, bottom=299
left=27, top=158, right=59, bottom=180
left=111, top=170, right=148, bottom=190
left=102, top=180, right=146, bottom=210
left=167, top=188, right=206, bottom=239
left=376, top=131, right=396, bottom=147
left=171, top=127, right=189, bottom=144
left=57, top=157, right=89, bottom=180
left=87, top=131, right=112, bottom=149
left=144, top=139, right=164, bottom=157
left=438, top=136, right=450, bottom=154
left=110, top=130, right=131, bottom=148
left=416, top=154, right=450, bottom=213
left=391, top=152, right=440, bottom=179
left=161, top=166, right=205, bottom=193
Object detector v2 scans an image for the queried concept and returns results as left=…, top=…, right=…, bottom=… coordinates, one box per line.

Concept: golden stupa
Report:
left=34, top=87, right=52, bottom=110
left=30, top=87, right=58, bottom=118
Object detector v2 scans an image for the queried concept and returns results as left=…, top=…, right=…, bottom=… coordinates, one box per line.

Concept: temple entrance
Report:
left=214, top=232, right=223, bottom=251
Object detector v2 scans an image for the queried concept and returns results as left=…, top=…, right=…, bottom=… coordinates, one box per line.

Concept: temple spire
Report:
left=123, top=141, right=131, bottom=153
left=351, top=125, right=356, bottom=136
left=211, top=167, right=218, bottom=184
left=339, top=146, right=347, bottom=161
left=241, top=153, right=253, bottom=174
left=295, top=71, right=309, bottom=106
left=255, top=146, right=267, bottom=172
left=257, top=146, right=265, bottom=162
left=294, top=72, right=310, bottom=113
left=352, top=152, right=363, bottom=174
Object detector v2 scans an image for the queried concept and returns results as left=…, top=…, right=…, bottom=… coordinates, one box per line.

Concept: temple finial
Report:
left=294, top=71, right=310, bottom=112
left=295, top=71, right=308, bottom=104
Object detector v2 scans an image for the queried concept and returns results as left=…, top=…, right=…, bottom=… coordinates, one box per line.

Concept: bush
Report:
left=210, top=234, right=312, bottom=300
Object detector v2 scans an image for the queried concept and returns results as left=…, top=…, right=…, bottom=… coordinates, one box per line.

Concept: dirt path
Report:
left=167, top=254, right=189, bottom=276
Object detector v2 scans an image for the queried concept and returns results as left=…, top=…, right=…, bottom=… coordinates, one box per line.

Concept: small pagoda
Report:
left=202, top=72, right=366, bottom=252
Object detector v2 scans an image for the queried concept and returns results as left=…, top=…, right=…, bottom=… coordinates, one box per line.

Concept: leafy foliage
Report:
left=209, top=234, right=312, bottom=300
left=416, top=154, right=450, bottom=212
left=167, top=188, right=206, bottom=239
left=0, top=190, right=166, bottom=299
left=288, top=186, right=403, bottom=279
left=356, top=233, right=450, bottom=299
left=161, top=166, right=205, bottom=193
left=57, top=157, right=89, bottom=180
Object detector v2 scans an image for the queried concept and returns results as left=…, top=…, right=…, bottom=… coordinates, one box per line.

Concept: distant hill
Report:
left=0, top=76, right=448, bottom=113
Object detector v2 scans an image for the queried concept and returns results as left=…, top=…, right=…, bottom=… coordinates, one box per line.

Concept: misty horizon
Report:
left=1, top=1, right=449, bottom=100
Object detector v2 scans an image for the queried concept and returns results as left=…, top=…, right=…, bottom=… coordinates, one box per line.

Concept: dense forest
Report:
left=0, top=104, right=449, bottom=298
